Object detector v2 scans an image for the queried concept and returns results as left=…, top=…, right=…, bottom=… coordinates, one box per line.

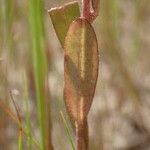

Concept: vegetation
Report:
left=0, top=0, right=150, bottom=150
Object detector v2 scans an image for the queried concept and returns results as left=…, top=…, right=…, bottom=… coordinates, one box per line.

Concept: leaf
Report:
left=29, top=0, right=53, bottom=149
left=64, top=18, right=99, bottom=122
left=48, top=1, right=80, bottom=47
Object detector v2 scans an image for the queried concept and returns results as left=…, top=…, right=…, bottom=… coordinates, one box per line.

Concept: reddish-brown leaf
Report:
left=64, top=18, right=99, bottom=123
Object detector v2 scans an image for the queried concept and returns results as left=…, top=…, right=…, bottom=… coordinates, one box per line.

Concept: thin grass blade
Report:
left=60, top=111, right=75, bottom=150
left=29, top=0, right=53, bottom=149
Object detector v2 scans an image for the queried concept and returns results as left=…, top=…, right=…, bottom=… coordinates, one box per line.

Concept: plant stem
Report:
left=82, top=0, right=90, bottom=18
left=76, top=119, right=88, bottom=150
left=82, top=0, right=100, bottom=22
left=18, top=129, right=23, bottom=150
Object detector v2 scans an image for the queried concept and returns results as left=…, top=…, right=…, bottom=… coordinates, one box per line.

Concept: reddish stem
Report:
left=82, top=0, right=90, bottom=18
left=76, top=117, right=89, bottom=150
left=82, top=0, right=99, bottom=22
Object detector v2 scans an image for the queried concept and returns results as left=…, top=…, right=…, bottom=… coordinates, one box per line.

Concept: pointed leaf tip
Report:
left=48, top=1, right=80, bottom=47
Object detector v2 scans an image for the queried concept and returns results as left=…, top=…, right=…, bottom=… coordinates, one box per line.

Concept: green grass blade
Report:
left=29, top=0, right=49, bottom=149
left=60, top=111, right=75, bottom=150
left=18, top=130, right=23, bottom=150
left=22, top=72, right=33, bottom=150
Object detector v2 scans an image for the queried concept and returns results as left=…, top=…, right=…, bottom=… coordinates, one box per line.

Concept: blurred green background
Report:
left=0, top=0, right=150, bottom=150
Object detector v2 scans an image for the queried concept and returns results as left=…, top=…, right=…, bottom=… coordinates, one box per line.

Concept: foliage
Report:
left=49, top=1, right=100, bottom=149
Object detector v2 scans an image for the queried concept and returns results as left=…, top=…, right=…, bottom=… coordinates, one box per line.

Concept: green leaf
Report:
left=29, top=0, right=53, bottom=149
left=48, top=1, right=80, bottom=47
left=64, top=18, right=99, bottom=122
